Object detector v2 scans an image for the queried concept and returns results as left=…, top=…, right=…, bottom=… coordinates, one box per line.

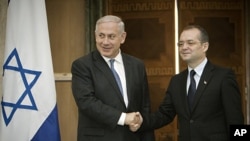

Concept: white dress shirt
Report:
left=102, top=50, right=128, bottom=126
left=187, top=58, right=207, bottom=94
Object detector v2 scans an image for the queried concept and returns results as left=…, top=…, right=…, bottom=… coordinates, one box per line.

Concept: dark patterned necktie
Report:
left=188, top=70, right=196, bottom=110
left=110, top=59, right=123, bottom=96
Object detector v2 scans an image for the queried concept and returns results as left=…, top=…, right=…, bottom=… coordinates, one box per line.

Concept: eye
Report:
left=98, top=33, right=105, bottom=39
left=177, top=42, right=184, bottom=47
left=187, top=40, right=196, bottom=46
left=108, top=34, right=116, bottom=40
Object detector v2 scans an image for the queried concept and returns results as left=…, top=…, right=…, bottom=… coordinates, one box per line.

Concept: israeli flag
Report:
left=0, top=0, right=61, bottom=140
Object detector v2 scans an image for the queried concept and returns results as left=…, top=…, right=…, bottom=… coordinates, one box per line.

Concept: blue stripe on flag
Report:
left=31, top=105, right=61, bottom=141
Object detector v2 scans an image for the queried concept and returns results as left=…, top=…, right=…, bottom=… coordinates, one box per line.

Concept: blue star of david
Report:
left=1, top=48, right=41, bottom=126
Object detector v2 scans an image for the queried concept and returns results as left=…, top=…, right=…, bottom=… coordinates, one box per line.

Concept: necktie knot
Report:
left=190, top=70, right=196, bottom=78
left=110, top=59, right=115, bottom=65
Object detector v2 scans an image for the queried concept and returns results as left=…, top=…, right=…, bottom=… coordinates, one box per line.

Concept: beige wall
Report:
left=46, top=0, right=85, bottom=140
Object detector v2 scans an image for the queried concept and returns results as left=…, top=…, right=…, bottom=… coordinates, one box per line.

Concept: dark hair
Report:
left=183, top=25, right=209, bottom=43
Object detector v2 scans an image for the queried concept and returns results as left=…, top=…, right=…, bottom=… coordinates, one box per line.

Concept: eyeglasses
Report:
left=177, top=40, right=202, bottom=47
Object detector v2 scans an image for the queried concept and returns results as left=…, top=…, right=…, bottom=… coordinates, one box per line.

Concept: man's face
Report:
left=178, top=28, right=208, bottom=66
left=95, top=22, right=126, bottom=58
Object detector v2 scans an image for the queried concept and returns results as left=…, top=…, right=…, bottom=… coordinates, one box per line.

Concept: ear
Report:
left=202, top=42, right=209, bottom=52
left=120, top=32, right=127, bottom=44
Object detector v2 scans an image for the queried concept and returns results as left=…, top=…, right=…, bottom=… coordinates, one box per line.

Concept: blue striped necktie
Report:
left=110, top=59, right=123, bottom=96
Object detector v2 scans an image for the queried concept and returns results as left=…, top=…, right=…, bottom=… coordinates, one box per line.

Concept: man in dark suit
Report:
left=141, top=25, right=244, bottom=141
left=71, top=15, right=155, bottom=141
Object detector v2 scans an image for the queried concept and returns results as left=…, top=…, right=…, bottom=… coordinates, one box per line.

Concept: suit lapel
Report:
left=121, top=54, right=132, bottom=106
left=192, top=61, right=214, bottom=111
left=92, top=51, right=125, bottom=104
left=180, top=70, right=191, bottom=114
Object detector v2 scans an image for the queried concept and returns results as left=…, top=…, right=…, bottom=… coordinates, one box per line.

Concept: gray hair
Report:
left=95, top=15, right=125, bottom=33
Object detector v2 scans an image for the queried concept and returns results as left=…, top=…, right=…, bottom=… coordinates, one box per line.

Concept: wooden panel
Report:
left=178, top=0, right=247, bottom=121
left=107, top=0, right=178, bottom=141
left=247, top=0, right=250, bottom=124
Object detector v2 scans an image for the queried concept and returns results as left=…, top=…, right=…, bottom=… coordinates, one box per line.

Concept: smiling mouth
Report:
left=102, top=47, right=112, bottom=52
left=103, top=46, right=111, bottom=49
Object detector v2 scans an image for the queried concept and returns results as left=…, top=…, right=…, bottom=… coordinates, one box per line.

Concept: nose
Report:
left=103, top=37, right=110, bottom=44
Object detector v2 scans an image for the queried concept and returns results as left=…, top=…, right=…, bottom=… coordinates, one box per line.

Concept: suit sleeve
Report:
left=221, top=69, right=244, bottom=126
left=71, top=59, right=122, bottom=129
left=141, top=76, right=176, bottom=130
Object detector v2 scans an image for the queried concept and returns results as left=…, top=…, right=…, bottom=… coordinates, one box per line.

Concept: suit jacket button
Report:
left=190, top=120, right=194, bottom=123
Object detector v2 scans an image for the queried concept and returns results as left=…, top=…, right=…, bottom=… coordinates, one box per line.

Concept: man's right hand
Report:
left=125, top=112, right=143, bottom=132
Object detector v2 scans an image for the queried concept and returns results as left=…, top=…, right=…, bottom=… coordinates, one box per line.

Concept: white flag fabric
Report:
left=0, top=0, right=61, bottom=141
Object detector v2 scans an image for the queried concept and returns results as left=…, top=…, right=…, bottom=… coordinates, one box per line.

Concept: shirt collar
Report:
left=188, top=58, right=207, bottom=77
left=102, top=49, right=123, bottom=65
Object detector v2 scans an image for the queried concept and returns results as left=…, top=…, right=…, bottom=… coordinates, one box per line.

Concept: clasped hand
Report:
left=125, top=112, right=143, bottom=132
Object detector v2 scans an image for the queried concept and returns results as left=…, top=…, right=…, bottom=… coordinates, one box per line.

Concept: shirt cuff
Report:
left=117, top=112, right=126, bottom=126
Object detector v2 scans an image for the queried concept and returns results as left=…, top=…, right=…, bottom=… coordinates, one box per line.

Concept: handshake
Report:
left=125, top=112, right=143, bottom=132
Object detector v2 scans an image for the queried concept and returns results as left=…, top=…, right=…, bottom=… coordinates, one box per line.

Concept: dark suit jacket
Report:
left=143, top=61, right=244, bottom=141
left=71, top=50, right=155, bottom=141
